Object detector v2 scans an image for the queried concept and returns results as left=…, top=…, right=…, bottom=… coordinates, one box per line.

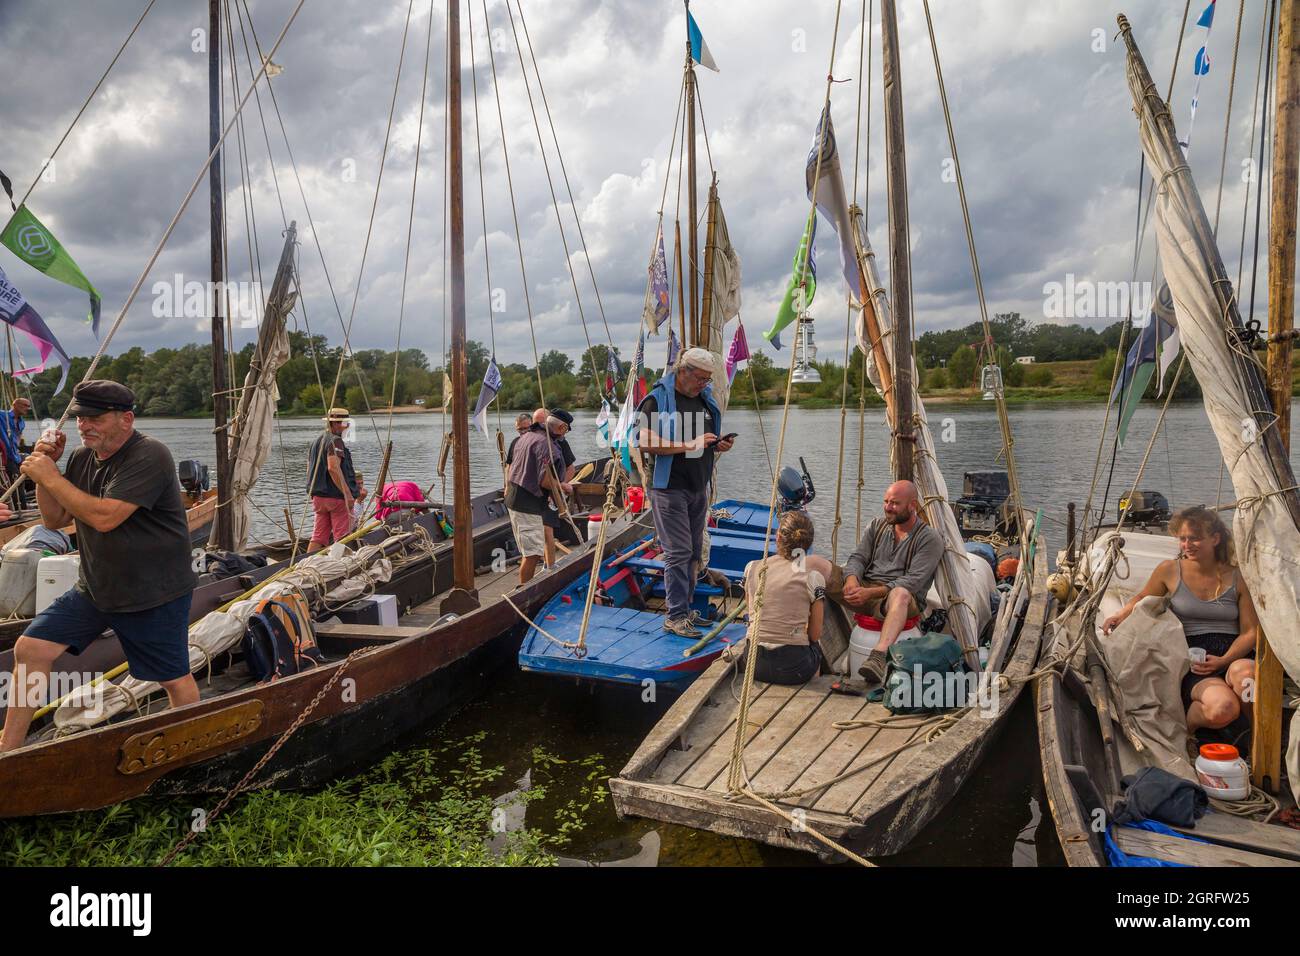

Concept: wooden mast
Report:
left=443, top=0, right=477, bottom=612
left=674, top=219, right=687, bottom=353
left=685, top=5, right=699, bottom=347
left=1255, top=0, right=1298, bottom=793
left=880, top=0, right=914, bottom=482
left=208, top=0, right=234, bottom=552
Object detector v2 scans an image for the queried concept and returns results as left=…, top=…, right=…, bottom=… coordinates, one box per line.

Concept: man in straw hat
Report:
left=638, top=347, right=734, bottom=639
left=2, top=380, right=198, bottom=751
left=307, top=407, right=367, bottom=553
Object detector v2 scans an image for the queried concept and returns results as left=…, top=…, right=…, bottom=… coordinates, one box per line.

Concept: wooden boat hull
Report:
left=1035, top=618, right=1300, bottom=867
left=0, top=473, right=637, bottom=818
left=610, top=539, right=1050, bottom=862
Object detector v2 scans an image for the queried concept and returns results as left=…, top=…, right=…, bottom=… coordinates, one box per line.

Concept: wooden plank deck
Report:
left=611, top=530, right=1051, bottom=859
left=1115, top=827, right=1300, bottom=867
left=1172, top=812, right=1300, bottom=861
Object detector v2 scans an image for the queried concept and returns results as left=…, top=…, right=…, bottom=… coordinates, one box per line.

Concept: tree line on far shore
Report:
left=11, top=312, right=1209, bottom=419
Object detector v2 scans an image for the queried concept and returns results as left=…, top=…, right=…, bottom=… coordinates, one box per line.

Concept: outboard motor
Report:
left=1118, top=489, right=1171, bottom=527
left=777, top=457, right=816, bottom=513
left=178, top=459, right=210, bottom=496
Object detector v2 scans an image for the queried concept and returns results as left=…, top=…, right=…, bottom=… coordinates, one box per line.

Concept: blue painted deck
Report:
left=518, top=514, right=776, bottom=688
left=711, top=499, right=778, bottom=536
left=519, top=600, right=747, bottom=687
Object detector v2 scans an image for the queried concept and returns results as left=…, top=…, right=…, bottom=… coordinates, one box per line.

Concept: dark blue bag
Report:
left=240, top=593, right=322, bottom=683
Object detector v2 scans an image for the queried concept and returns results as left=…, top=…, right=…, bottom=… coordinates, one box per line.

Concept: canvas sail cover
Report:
left=222, top=293, right=294, bottom=551
left=704, top=195, right=741, bottom=412
left=53, top=541, right=397, bottom=734
left=852, top=214, right=982, bottom=669
left=1127, top=45, right=1300, bottom=802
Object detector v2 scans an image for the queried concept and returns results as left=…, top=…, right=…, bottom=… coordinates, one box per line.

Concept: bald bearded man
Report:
left=831, top=480, right=943, bottom=686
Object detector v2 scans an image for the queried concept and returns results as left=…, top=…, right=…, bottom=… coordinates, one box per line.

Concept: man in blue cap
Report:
left=1, top=380, right=198, bottom=751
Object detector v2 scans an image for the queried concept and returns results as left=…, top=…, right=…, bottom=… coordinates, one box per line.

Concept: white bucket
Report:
left=848, top=617, right=922, bottom=675
left=36, top=553, right=81, bottom=614
left=1195, top=744, right=1250, bottom=801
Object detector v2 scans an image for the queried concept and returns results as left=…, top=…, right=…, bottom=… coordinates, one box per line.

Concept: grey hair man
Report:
left=637, top=347, right=734, bottom=639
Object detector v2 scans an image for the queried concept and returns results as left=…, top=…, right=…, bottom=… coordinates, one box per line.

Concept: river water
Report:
left=91, top=401, right=1294, bottom=865
left=123, top=399, right=1294, bottom=549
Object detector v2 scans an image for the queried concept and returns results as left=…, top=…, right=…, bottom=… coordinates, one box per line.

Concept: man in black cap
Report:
left=1, top=380, right=199, bottom=752
left=539, top=408, right=577, bottom=567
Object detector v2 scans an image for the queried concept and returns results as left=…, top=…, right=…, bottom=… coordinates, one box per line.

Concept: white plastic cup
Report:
left=1188, top=646, right=1207, bottom=664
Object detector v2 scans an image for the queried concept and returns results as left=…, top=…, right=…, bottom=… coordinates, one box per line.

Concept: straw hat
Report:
left=323, top=407, right=351, bottom=423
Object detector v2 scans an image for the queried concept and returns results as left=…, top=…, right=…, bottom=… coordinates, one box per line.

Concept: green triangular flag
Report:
left=1115, top=362, right=1156, bottom=448
left=0, top=204, right=101, bottom=334
left=764, top=213, right=817, bottom=349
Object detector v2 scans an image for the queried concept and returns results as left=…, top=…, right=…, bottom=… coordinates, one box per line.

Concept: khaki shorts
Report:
left=826, top=565, right=921, bottom=618
left=508, top=509, right=547, bottom=558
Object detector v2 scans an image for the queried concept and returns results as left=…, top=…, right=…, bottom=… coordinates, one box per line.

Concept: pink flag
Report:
left=725, top=321, right=750, bottom=383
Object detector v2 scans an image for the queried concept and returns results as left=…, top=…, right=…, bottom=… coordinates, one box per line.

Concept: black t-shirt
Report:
left=556, top=436, right=575, bottom=471
left=638, top=390, right=715, bottom=492
left=308, top=433, right=358, bottom=499
left=63, top=432, right=197, bottom=612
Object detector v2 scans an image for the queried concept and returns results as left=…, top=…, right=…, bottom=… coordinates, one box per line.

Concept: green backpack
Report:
left=882, top=632, right=968, bottom=714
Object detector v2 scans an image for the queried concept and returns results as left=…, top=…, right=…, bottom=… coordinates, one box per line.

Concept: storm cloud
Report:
left=0, top=0, right=1281, bottom=369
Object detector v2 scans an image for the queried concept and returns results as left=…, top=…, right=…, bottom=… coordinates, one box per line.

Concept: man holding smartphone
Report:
left=638, top=348, right=735, bottom=638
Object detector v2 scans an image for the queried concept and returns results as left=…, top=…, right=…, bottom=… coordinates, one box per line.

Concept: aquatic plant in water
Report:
left=0, top=735, right=579, bottom=867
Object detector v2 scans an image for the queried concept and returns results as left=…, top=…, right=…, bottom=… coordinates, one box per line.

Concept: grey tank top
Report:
left=1168, top=562, right=1239, bottom=637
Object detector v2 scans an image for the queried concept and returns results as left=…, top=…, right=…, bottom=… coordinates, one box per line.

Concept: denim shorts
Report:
left=26, top=587, right=194, bottom=683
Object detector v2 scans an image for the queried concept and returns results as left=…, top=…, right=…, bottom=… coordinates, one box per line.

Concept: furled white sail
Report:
left=224, top=294, right=294, bottom=551
left=852, top=213, right=983, bottom=670
left=1127, top=46, right=1300, bottom=802
left=53, top=540, right=398, bottom=734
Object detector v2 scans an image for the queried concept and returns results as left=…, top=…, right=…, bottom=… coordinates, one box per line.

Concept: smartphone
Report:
left=708, top=432, right=739, bottom=446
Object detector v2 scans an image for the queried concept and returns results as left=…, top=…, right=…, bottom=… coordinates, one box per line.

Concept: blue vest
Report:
left=647, top=371, right=722, bottom=490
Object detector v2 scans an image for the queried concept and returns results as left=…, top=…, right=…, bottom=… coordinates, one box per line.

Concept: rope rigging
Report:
left=830, top=0, right=871, bottom=565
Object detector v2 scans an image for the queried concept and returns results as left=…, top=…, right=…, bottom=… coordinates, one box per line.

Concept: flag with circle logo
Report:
left=1, top=205, right=101, bottom=335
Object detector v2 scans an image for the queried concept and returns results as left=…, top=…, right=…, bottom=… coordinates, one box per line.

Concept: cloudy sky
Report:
left=0, top=0, right=1284, bottom=372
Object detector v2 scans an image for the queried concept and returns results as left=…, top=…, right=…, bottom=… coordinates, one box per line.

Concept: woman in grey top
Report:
left=1102, top=507, right=1258, bottom=733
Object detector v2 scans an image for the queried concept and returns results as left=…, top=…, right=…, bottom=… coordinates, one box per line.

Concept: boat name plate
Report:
left=117, top=701, right=266, bottom=775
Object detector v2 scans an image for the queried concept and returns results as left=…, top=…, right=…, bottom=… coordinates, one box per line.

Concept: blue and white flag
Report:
left=611, top=330, right=646, bottom=471
left=1180, top=1, right=1217, bottom=150
left=595, top=398, right=612, bottom=448
left=687, top=11, right=719, bottom=72
left=666, top=326, right=681, bottom=368
left=470, top=358, right=502, bottom=434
